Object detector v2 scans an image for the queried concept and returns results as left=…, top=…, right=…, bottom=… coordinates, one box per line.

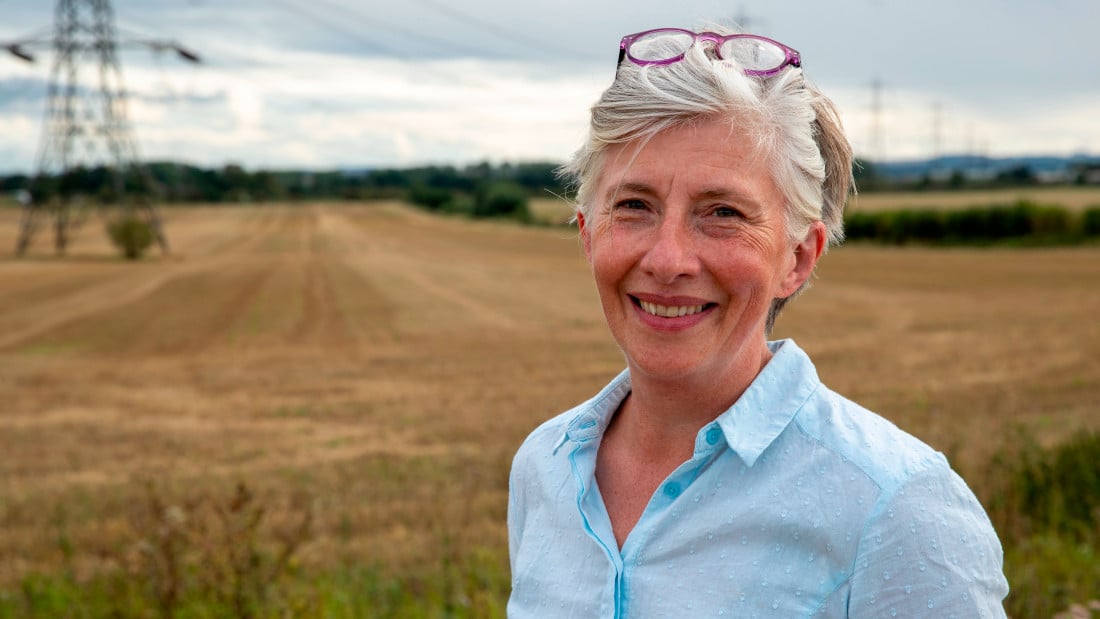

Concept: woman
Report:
left=507, top=25, right=1008, bottom=617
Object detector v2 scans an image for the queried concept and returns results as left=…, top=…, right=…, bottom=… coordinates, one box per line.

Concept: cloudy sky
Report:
left=1, top=0, right=1098, bottom=173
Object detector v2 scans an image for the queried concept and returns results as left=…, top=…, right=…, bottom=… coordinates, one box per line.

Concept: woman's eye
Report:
left=615, top=199, right=648, bottom=211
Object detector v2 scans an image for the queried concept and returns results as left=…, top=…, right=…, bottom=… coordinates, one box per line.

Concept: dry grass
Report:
left=1, top=201, right=1098, bottom=588
left=527, top=196, right=575, bottom=226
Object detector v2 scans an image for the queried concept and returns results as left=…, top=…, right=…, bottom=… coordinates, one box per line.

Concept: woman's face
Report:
left=579, top=117, right=823, bottom=384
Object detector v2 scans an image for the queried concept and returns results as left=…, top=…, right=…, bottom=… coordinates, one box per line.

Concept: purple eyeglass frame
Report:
left=618, top=27, right=802, bottom=77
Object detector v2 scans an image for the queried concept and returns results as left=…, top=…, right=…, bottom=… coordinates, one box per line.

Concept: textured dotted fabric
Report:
left=508, top=339, right=1008, bottom=618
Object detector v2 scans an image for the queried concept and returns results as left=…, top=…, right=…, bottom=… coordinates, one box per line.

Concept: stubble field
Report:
left=1, top=201, right=1098, bottom=608
left=848, top=185, right=1100, bottom=212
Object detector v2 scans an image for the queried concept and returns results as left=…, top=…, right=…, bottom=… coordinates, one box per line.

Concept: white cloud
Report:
left=2, top=0, right=1098, bottom=170
left=114, top=51, right=607, bottom=169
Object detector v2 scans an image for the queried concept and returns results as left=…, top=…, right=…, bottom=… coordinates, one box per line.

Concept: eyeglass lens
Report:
left=629, top=30, right=695, bottom=62
left=629, top=30, right=787, bottom=72
left=720, top=39, right=787, bottom=71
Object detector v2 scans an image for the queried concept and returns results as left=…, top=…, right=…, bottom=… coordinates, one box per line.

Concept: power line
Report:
left=263, top=0, right=540, bottom=92
left=270, top=0, right=492, bottom=60
left=270, top=0, right=588, bottom=63
left=266, top=0, right=415, bottom=58
left=413, top=0, right=577, bottom=59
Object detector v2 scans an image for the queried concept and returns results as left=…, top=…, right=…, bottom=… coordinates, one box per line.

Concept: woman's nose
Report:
left=639, top=217, right=699, bottom=284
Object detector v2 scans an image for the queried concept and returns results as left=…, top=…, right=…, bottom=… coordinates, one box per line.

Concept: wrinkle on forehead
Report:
left=594, top=119, right=775, bottom=221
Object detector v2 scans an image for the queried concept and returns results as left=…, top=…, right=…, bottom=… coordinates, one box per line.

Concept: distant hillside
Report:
left=870, top=154, right=1100, bottom=182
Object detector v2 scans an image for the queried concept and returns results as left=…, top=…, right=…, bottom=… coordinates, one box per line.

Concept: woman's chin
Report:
left=625, top=349, right=713, bottom=383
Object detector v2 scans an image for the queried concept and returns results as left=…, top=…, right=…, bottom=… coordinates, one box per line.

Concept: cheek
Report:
left=588, top=232, right=645, bottom=297
left=738, top=228, right=793, bottom=279
left=707, top=240, right=790, bottom=295
left=590, top=242, right=627, bottom=286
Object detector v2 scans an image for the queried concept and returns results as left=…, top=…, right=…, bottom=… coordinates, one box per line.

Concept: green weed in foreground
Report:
left=4, top=431, right=1099, bottom=618
left=0, top=480, right=509, bottom=619
left=1, top=557, right=509, bottom=619
left=980, top=429, right=1100, bottom=618
left=1004, top=534, right=1100, bottom=619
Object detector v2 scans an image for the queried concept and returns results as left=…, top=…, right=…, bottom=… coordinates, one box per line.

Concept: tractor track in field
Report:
left=317, top=207, right=521, bottom=332
left=0, top=208, right=288, bottom=351
left=288, top=207, right=354, bottom=347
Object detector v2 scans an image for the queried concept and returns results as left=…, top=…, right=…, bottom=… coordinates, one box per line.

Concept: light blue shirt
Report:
left=508, top=339, right=1008, bottom=618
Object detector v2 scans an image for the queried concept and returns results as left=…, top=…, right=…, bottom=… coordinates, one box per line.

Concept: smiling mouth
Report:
left=632, top=297, right=714, bottom=318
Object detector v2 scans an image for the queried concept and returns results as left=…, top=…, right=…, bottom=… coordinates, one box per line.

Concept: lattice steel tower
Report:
left=5, top=0, right=198, bottom=255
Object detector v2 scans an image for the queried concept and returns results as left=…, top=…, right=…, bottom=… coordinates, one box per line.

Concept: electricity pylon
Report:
left=869, top=78, right=886, bottom=163
left=3, top=0, right=199, bottom=255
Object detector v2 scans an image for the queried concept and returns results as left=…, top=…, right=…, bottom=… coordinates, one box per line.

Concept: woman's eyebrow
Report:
left=605, top=181, right=657, bottom=203
left=693, top=186, right=762, bottom=208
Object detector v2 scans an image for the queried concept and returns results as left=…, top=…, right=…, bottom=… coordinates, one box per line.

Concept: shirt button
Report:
left=705, top=427, right=723, bottom=445
left=664, top=482, right=681, bottom=498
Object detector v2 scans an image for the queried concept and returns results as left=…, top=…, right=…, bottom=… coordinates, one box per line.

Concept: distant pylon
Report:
left=869, top=78, right=886, bottom=163
left=6, top=0, right=199, bottom=256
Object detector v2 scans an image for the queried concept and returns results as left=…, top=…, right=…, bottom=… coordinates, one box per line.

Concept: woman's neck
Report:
left=615, top=342, right=773, bottom=462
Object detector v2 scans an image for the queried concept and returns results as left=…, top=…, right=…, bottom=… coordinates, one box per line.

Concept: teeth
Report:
left=639, top=301, right=706, bottom=318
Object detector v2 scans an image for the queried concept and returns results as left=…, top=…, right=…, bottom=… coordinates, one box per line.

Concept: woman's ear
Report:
left=576, top=210, right=592, bottom=261
left=779, top=221, right=827, bottom=297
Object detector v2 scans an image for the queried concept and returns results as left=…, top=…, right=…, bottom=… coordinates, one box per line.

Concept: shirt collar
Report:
left=714, top=339, right=820, bottom=466
left=553, top=339, right=820, bottom=466
left=552, top=368, right=632, bottom=454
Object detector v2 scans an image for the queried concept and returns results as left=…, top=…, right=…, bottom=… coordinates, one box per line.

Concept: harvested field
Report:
left=850, top=186, right=1100, bottom=212
left=1, top=201, right=1098, bottom=590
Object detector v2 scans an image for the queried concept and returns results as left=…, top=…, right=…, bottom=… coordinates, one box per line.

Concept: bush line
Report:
left=845, top=201, right=1100, bottom=245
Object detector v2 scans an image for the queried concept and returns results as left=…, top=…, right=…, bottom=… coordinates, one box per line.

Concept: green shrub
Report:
left=106, top=215, right=155, bottom=260
left=1003, top=533, right=1100, bottom=619
left=943, top=207, right=992, bottom=241
left=473, top=182, right=529, bottom=220
left=1025, top=203, right=1072, bottom=237
left=407, top=185, right=453, bottom=211
left=978, top=430, right=1100, bottom=618
left=984, top=429, right=1100, bottom=540
left=984, top=202, right=1033, bottom=238
left=1083, top=207, right=1100, bottom=236
left=843, top=202, right=1087, bottom=245
left=842, top=212, right=877, bottom=241
left=889, top=209, right=945, bottom=243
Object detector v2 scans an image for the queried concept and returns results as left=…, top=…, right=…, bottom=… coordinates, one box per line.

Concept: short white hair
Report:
left=559, top=24, right=854, bottom=331
left=563, top=25, right=853, bottom=249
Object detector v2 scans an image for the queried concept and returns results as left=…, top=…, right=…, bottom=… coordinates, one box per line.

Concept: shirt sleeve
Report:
left=507, top=444, right=529, bottom=577
left=847, top=459, right=1009, bottom=618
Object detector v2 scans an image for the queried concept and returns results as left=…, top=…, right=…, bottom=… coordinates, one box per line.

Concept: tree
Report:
left=106, top=215, right=155, bottom=259
left=473, top=182, right=529, bottom=220
left=995, top=165, right=1037, bottom=186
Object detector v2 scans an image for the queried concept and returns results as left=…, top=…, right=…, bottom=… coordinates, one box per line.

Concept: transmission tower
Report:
left=3, top=0, right=199, bottom=256
left=868, top=78, right=886, bottom=163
